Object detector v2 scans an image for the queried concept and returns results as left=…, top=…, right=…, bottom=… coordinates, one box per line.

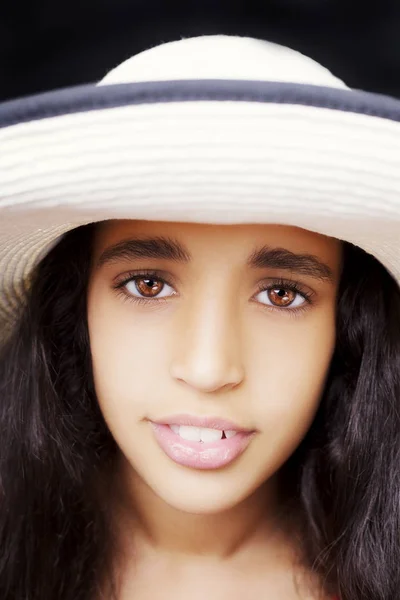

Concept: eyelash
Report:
left=113, top=270, right=315, bottom=316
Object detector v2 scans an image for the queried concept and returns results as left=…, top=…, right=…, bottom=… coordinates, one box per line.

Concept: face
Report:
left=87, top=220, right=342, bottom=514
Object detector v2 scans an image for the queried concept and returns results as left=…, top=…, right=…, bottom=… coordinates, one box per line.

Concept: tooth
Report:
left=224, top=430, right=237, bottom=438
left=179, top=425, right=201, bottom=442
left=200, top=427, right=223, bottom=442
left=170, top=424, right=180, bottom=434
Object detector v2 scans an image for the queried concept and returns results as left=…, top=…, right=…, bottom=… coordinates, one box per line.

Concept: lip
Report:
left=151, top=414, right=253, bottom=433
left=149, top=414, right=256, bottom=470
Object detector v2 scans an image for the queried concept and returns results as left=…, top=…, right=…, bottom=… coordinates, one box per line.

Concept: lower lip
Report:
left=150, top=423, right=254, bottom=470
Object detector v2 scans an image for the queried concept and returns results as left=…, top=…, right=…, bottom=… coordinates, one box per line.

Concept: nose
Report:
left=169, top=292, right=245, bottom=394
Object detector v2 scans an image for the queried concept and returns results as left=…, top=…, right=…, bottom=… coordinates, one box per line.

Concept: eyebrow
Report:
left=96, top=236, right=334, bottom=283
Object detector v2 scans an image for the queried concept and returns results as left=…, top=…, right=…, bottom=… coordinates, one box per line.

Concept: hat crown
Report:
left=99, top=34, right=348, bottom=89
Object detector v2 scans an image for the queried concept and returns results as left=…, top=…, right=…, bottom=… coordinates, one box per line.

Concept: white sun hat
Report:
left=1, top=34, right=400, bottom=341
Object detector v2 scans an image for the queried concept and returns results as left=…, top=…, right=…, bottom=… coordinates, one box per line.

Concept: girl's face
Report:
left=87, top=220, right=342, bottom=514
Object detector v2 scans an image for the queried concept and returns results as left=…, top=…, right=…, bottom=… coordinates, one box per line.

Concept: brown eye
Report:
left=268, top=287, right=297, bottom=307
left=121, top=274, right=176, bottom=301
left=134, top=277, right=164, bottom=298
left=254, top=284, right=308, bottom=310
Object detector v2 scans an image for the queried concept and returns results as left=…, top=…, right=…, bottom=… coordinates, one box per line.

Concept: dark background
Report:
left=1, top=0, right=400, bottom=102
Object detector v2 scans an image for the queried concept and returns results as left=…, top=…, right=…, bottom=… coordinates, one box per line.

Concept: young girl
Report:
left=0, top=35, right=399, bottom=600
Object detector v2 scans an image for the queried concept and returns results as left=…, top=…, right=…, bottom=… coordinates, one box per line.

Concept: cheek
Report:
left=250, top=311, right=335, bottom=431
left=87, top=291, right=168, bottom=419
left=240, top=311, right=336, bottom=479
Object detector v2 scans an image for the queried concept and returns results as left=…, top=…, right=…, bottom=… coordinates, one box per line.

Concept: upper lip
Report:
left=151, top=414, right=254, bottom=433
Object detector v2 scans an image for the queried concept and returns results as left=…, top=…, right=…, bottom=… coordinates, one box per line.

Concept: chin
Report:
left=146, top=464, right=264, bottom=515
left=155, top=485, right=247, bottom=514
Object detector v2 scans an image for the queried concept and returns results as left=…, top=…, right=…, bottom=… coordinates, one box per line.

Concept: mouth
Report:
left=149, top=415, right=256, bottom=470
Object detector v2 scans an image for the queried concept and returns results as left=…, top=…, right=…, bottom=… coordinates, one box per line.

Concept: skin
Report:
left=87, top=220, right=342, bottom=599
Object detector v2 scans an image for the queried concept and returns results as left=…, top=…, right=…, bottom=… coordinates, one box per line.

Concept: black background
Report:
left=1, top=0, right=400, bottom=102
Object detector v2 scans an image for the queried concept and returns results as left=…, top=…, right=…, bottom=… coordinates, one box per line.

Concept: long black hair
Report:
left=0, top=222, right=399, bottom=599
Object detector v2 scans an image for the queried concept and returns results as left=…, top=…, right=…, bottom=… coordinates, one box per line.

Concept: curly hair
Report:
left=0, top=222, right=399, bottom=599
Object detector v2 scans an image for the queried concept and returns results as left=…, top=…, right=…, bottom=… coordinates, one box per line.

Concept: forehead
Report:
left=93, top=219, right=340, bottom=256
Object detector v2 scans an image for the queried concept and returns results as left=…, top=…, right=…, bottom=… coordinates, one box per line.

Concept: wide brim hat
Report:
left=1, top=34, right=400, bottom=340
